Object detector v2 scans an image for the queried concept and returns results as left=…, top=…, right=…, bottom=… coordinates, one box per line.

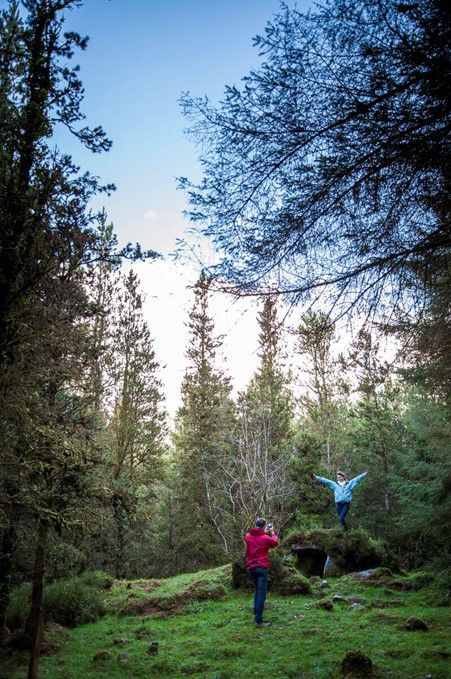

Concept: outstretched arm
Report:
left=313, top=474, right=336, bottom=489
left=348, top=470, right=369, bottom=490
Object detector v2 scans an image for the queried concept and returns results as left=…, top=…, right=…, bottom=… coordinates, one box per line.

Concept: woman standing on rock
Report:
left=312, top=469, right=369, bottom=531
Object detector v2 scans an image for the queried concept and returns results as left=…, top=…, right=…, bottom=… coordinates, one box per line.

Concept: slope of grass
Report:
left=3, top=566, right=449, bottom=678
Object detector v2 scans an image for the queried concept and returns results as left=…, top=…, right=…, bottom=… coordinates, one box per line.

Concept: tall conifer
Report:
left=171, top=272, right=235, bottom=567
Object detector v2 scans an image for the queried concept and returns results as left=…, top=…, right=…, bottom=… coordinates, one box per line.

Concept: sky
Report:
left=48, top=0, right=312, bottom=416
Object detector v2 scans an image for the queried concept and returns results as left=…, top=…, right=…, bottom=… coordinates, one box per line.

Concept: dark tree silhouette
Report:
left=179, top=0, right=450, bottom=324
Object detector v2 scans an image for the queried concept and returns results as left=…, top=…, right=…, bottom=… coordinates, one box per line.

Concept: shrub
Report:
left=6, top=571, right=113, bottom=630
left=326, top=529, right=387, bottom=572
left=4, top=582, right=32, bottom=631
left=43, top=571, right=112, bottom=626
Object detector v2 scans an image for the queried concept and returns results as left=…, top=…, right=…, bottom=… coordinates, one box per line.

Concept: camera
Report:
left=267, top=523, right=273, bottom=529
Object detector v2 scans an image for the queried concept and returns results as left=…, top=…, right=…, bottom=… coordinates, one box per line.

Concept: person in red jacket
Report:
left=245, top=517, right=279, bottom=628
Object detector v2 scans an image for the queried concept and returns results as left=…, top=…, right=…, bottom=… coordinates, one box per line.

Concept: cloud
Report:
left=144, top=209, right=168, bottom=224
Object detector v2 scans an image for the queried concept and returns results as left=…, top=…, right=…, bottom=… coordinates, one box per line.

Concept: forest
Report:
left=0, top=0, right=450, bottom=677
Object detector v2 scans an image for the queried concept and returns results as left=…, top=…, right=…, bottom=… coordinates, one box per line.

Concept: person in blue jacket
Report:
left=312, top=469, right=369, bottom=531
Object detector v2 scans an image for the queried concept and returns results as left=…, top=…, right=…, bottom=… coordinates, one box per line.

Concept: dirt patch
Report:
left=131, top=591, right=194, bottom=618
left=133, top=580, right=165, bottom=592
left=127, top=581, right=226, bottom=618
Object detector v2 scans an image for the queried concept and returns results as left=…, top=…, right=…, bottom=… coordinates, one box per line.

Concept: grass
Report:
left=2, top=566, right=449, bottom=678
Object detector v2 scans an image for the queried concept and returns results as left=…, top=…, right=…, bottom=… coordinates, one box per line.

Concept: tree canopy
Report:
left=179, top=0, right=451, bottom=323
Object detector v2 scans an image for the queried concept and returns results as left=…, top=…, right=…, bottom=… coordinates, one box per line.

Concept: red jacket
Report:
left=245, top=528, right=279, bottom=569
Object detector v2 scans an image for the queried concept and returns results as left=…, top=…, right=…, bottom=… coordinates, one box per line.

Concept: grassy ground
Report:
left=3, top=566, right=449, bottom=678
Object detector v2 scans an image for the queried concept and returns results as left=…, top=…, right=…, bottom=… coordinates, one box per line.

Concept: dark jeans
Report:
left=248, top=567, right=268, bottom=624
left=336, top=501, right=350, bottom=530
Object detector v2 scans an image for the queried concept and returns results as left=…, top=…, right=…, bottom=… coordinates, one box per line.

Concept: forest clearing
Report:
left=1, top=1, right=449, bottom=677
left=1, top=565, right=449, bottom=678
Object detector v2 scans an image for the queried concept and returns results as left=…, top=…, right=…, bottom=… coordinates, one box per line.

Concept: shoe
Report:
left=255, top=622, right=271, bottom=628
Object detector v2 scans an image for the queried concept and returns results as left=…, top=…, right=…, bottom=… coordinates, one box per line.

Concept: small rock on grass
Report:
left=341, top=650, right=373, bottom=677
left=404, top=616, right=428, bottom=631
left=147, top=641, right=159, bottom=655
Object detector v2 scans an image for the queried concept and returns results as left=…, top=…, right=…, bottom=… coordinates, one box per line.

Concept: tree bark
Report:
left=0, top=518, right=16, bottom=638
left=27, top=520, right=49, bottom=679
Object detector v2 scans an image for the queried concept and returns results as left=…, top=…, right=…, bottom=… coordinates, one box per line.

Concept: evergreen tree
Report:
left=0, top=0, right=114, bottom=367
left=0, top=3, right=120, bottom=674
left=0, top=0, right=112, bottom=638
left=103, top=269, right=167, bottom=578
left=291, top=311, right=350, bottom=527
left=394, top=269, right=451, bottom=403
left=0, top=258, right=107, bottom=676
left=295, top=311, right=348, bottom=469
left=346, top=331, right=401, bottom=514
left=225, top=297, right=296, bottom=540
left=85, top=212, right=122, bottom=412
left=391, top=389, right=451, bottom=569
left=171, top=272, right=236, bottom=568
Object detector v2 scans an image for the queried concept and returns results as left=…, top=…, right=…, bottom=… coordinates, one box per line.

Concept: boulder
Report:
left=277, top=570, right=312, bottom=595
left=323, top=554, right=344, bottom=577
left=285, top=529, right=386, bottom=578
left=231, top=556, right=312, bottom=595
left=113, top=637, right=127, bottom=645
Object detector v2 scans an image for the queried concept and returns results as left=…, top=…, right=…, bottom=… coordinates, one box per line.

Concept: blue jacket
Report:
left=315, top=472, right=368, bottom=503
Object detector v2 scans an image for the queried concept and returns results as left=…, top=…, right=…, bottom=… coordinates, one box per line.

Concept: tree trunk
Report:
left=0, top=518, right=16, bottom=639
left=385, top=490, right=391, bottom=514
left=114, top=503, right=127, bottom=579
left=27, top=520, right=49, bottom=679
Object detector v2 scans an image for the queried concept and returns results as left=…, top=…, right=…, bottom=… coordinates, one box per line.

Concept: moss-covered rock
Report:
left=404, top=616, right=428, bottom=631
left=348, top=568, right=438, bottom=596
left=284, top=528, right=387, bottom=577
left=316, top=598, right=333, bottom=610
left=340, top=650, right=373, bottom=677
left=231, top=558, right=253, bottom=590
left=277, top=570, right=312, bottom=595
left=231, top=554, right=311, bottom=595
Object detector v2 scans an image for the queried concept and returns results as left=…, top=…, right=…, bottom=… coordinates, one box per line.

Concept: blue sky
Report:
left=59, top=0, right=311, bottom=255
left=53, top=0, right=311, bottom=415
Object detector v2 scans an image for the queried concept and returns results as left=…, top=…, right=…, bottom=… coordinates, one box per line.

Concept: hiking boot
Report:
left=255, top=622, right=271, bottom=628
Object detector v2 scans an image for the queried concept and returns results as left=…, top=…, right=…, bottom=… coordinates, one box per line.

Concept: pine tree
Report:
left=0, top=3, right=112, bottom=672
left=85, top=212, right=122, bottom=412
left=345, top=330, right=404, bottom=520
left=171, top=272, right=236, bottom=567
left=104, top=269, right=167, bottom=578
left=225, top=297, right=296, bottom=539
left=2, top=262, right=107, bottom=677
left=391, top=389, right=451, bottom=569
left=295, top=311, right=348, bottom=470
